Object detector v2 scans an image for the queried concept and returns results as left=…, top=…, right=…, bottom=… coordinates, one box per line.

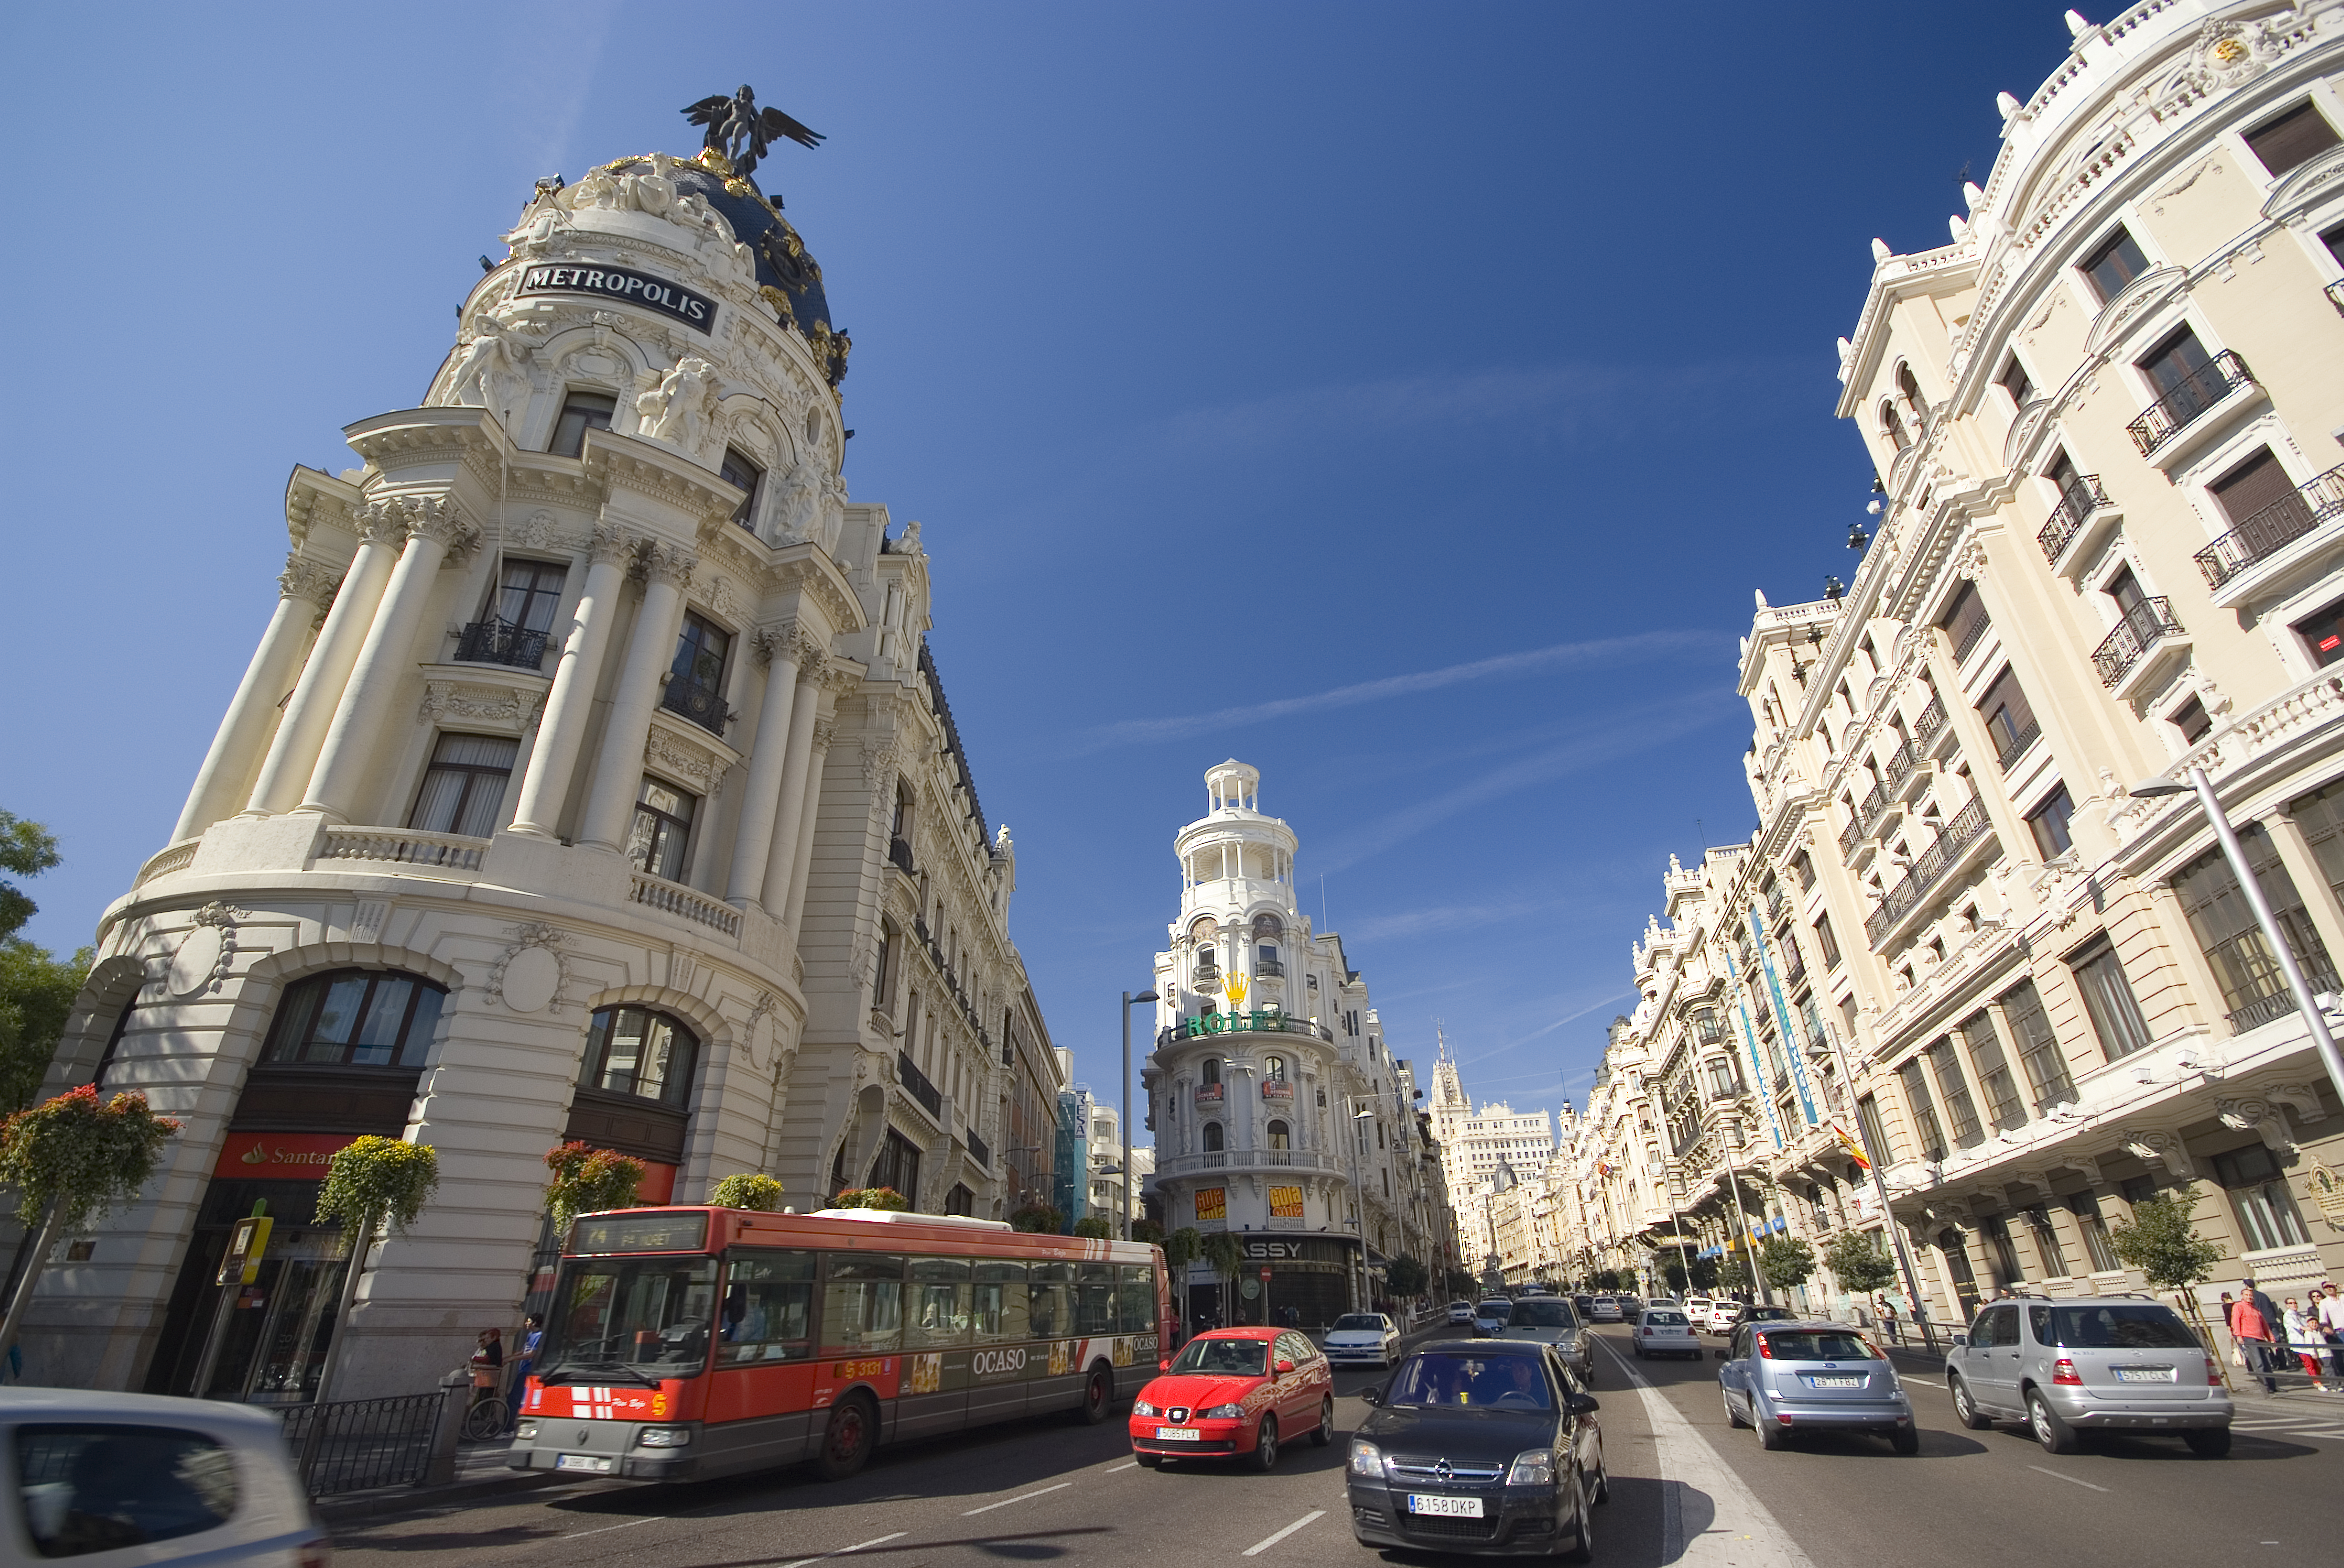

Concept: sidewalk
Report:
left=313, top=1437, right=576, bottom=1526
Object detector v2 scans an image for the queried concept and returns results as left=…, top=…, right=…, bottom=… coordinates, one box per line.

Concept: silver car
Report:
left=0, top=1387, right=328, bottom=1564
left=1945, top=1295, right=2233, bottom=1456
left=1472, top=1298, right=1513, bottom=1337
left=1494, top=1296, right=1595, bottom=1386
left=1325, top=1311, right=1404, bottom=1368
left=1716, top=1319, right=1918, bottom=1453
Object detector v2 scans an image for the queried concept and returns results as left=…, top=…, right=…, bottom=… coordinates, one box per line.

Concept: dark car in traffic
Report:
left=1349, top=1340, right=1606, bottom=1560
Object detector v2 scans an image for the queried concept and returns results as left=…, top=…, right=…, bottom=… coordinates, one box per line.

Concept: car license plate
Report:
left=555, top=1454, right=615, bottom=1473
left=1804, top=1375, right=1862, bottom=1388
left=1156, top=1427, right=1201, bottom=1441
left=1407, top=1495, right=1484, bottom=1517
left=2114, top=1367, right=2176, bottom=1383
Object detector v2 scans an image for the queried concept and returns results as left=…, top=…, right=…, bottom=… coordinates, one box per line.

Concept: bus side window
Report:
left=821, top=1254, right=906, bottom=1356
left=1075, top=1264, right=1117, bottom=1335
left=1117, top=1265, right=1154, bottom=1333
left=907, top=1257, right=972, bottom=1349
left=973, top=1261, right=1028, bottom=1343
left=1028, top=1262, right=1072, bottom=1340
left=720, top=1250, right=816, bottom=1364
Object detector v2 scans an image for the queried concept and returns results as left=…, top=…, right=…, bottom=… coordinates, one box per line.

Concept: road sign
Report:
left=1260, top=1266, right=1272, bottom=1281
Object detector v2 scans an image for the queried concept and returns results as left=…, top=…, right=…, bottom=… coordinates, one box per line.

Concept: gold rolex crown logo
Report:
left=1226, top=975, right=1249, bottom=1005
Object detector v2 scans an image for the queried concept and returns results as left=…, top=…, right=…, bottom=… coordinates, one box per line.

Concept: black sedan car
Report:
left=1349, top=1340, right=1606, bottom=1560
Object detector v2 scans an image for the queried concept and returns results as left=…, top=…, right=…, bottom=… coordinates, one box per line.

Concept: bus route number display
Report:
left=570, top=1212, right=710, bottom=1254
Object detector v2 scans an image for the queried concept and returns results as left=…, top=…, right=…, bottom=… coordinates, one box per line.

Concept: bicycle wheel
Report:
left=462, top=1397, right=510, bottom=1443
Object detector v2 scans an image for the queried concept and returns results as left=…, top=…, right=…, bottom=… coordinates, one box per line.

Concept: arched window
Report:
left=873, top=922, right=897, bottom=1009
left=1262, top=1055, right=1286, bottom=1082
left=263, top=969, right=447, bottom=1068
left=1879, top=399, right=1909, bottom=451
left=1265, top=1119, right=1290, bottom=1151
left=1201, top=1059, right=1222, bottom=1086
left=580, top=1006, right=700, bottom=1109
left=1202, top=1121, right=1224, bottom=1152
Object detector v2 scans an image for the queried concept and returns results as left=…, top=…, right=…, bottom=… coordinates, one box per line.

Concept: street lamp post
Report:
left=2133, top=767, right=2344, bottom=1106
left=1120, top=989, right=1160, bottom=1242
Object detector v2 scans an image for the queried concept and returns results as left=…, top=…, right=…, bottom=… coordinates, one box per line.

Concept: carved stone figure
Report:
left=445, top=317, right=532, bottom=421
left=621, top=153, right=677, bottom=216
left=771, top=450, right=821, bottom=542
left=636, top=357, right=718, bottom=449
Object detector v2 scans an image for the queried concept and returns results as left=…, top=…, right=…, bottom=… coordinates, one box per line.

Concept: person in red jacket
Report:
left=2230, top=1284, right=2279, bottom=1394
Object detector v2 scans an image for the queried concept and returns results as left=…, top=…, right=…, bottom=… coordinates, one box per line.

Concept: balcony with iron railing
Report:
left=2126, top=351, right=2256, bottom=458
left=2035, top=474, right=2112, bottom=566
left=1996, top=716, right=2043, bottom=773
left=1914, top=694, right=1958, bottom=761
left=897, top=1051, right=943, bottom=1119
left=455, top=617, right=551, bottom=671
left=1882, top=737, right=1924, bottom=799
left=660, top=674, right=734, bottom=735
left=965, top=1127, right=990, bottom=1168
left=1256, top=956, right=1285, bottom=978
left=1864, top=795, right=1996, bottom=948
left=2194, top=462, right=2344, bottom=599
left=2092, top=597, right=2187, bottom=691
left=1951, top=609, right=1993, bottom=664
left=2329, top=280, right=2344, bottom=316
left=887, top=836, right=917, bottom=875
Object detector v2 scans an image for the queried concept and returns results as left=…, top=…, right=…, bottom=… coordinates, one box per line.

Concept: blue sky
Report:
left=0, top=1, right=2072, bottom=1134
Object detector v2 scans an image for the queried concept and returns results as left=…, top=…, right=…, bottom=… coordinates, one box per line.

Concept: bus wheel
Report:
left=817, top=1393, right=877, bottom=1481
left=1078, top=1363, right=1113, bottom=1424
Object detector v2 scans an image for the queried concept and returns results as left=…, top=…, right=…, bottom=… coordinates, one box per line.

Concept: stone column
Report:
left=173, top=555, right=339, bottom=843
left=757, top=666, right=828, bottom=912
left=576, top=542, right=697, bottom=855
left=723, top=624, right=819, bottom=909
left=301, top=497, right=478, bottom=821
left=508, top=527, right=630, bottom=839
left=782, top=711, right=840, bottom=934
left=243, top=506, right=405, bottom=815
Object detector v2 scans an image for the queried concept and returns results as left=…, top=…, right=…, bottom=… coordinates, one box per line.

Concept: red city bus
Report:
left=507, top=1206, right=1172, bottom=1483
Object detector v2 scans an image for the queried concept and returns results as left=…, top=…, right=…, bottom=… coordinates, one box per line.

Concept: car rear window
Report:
left=1643, top=1311, right=1689, bottom=1325
left=1509, top=1300, right=1579, bottom=1328
left=1478, top=1301, right=1511, bottom=1315
left=14, top=1424, right=240, bottom=1558
left=1331, top=1314, right=1382, bottom=1331
left=1386, top=1352, right=1553, bottom=1410
left=2030, top=1304, right=2199, bottom=1350
left=1756, top=1331, right=1877, bottom=1361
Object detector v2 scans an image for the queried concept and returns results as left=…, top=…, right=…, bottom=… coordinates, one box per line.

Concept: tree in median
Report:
left=1163, top=1226, right=1201, bottom=1273
left=0, top=1084, right=179, bottom=1362
left=1758, top=1237, right=1816, bottom=1293
left=1131, top=1217, right=1166, bottom=1246
left=307, top=1135, right=440, bottom=1403
left=1201, top=1229, right=1246, bottom=1317
left=1819, top=1229, right=1900, bottom=1296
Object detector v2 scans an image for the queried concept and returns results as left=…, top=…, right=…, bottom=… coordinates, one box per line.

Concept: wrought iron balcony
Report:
left=1996, top=717, right=2042, bottom=772
left=1837, top=814, right=1864, bottom=862
left=897, top=1051, right=943, bottom=1119
left=455, top=617, right=550, bottom=670
left=1159, top=1010, right=1335, bottom=1048
left=2126, top=351, right=2255, bottom=457
left=660, top=674, right=734, bottom=735
left=1863, top=795, right=1996, bottom=947
left=1882, top=737, right=1921, bottom=798
left=965, top=1127, right=990, bottom=1168
left=1951, top=608, right=1993, bottom=664
left=2092, top=597, right=2186, bottom=688
left=1256, top=956, right=1285, bottom=978
left=887, top=836, right=917, bottom=875
left=2329, top=280, right=2344, bottom=316
left=2035, top=474, right=2110, bottom=564
left=2194, top=462, right=2344, bottom=590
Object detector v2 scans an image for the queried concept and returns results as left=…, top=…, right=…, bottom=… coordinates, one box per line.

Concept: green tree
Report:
left=0, top=810, right=61, bottom=945
left=1073, top=1215, right=1113, bottom=1239
left=1163, top=1226, right=1202, bottom=1272
left=1687, top=1255, right=1719, bottom=1291
left=310, top=1135, right=440, bottom=1402
left=1201, top=1230, right=1246, bottom=1312
left=708, top=1173, right=787, bottom=1211
left=0, top=810, right=86, bottom=1113
left=1385, top=1255, right=1429, bottom=1298
left=2111, top=1184, right=2231, bottom=1370
left=1819, top=1229, right=1900, bottom=1295
left=831, top=1185, right=910, bottom=1212
left=543, top=1142, right=646, bottom=1233
left=1009, top=1203, right=1063, bottom=1233
left=1131, top=1217, right=1166, bottom=1245
left=1716, top=1252, right=1752, bottom=1291
left=0, top=1085, right=179, bottom=1362
left=1758, top=1237, right=1816, bottom=1292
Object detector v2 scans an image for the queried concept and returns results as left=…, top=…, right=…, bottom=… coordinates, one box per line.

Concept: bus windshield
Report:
left=539, top=1254, right=719, bottom=1382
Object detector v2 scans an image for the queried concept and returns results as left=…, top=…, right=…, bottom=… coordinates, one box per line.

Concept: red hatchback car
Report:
left=1129, top=1327, right=1335, bottom=1470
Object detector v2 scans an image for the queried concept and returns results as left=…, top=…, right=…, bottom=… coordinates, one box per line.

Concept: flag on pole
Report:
left=1831, top=1121, right=1871, bottom=1169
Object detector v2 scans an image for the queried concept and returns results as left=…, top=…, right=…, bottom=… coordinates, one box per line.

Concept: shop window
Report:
left=579, top=1005, right=700, bottom=1109
left=408, top=733, right=519, bottom=838
left=627, top=777, right=697, bottom=883
left=263, top=969, right=447, bottom=1068
left=2068, top=937, right=2152, bottom=1059
left=2080, top=225, right=2152, bottom=303
left=2212, top=1143, right=2310, bottom=1251
left=548, top=390, right=616, bottom=457
left=2243, top=101, right=2340, bottom=178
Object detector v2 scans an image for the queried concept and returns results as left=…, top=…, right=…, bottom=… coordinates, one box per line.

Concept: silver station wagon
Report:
left=1716, top=1319, right=1917, bottom=1453
left=1945, top=1295, right=2233, bottom=1455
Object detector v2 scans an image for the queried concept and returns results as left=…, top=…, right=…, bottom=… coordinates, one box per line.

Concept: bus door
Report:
left=1116, top=1264, right=1160, bottom=1398
left=900, top=1257, right=972, bottom=1438
left=706, top=1249, right=819, bottom=1472
left=812, top=1253, right=905, bottom=1448
left=966, top=1261, right=1030, bottom=1423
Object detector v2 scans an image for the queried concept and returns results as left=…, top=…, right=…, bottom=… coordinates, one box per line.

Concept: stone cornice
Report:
left=765, top=545, right=864, bottom=635
left=583, top=430, right=737, bottom=527
left=284, top=464, right=363, bottom=548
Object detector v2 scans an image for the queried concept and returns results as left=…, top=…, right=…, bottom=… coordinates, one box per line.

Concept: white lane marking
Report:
left=775, top=1531, right=907, bottom=1568
left=1106, top=1460, right=1139, bottom=1472
left=561, top=1517, right=662, bottom=1540
left=1595, top=1335, right=1820, bottom=1568
left=963, top=1481, right=1074, bottom=1515
left=2026, top=1464, right=2110, bottom=1492
left=1241, top=1510, right=1327, bottom=1556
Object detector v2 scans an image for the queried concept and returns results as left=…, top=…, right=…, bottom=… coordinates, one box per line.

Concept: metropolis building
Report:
left=1141, top=762, right=1459, bottom=1327
left=31, top=128, right=1060, bottom=1398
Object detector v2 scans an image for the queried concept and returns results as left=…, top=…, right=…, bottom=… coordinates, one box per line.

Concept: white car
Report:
left=1587, top=1296, right=1626, bottom=1323
left=0, top=1387, right=328, bottom=1565
left=1445, top=1299, right=1476, bottom=1326
left=1708, top=1298, right=1747, bottom=1333
left=1322, top=1311, right=1403, bottom=1367
left=1633, top=1306, right=1702, bottom=1359
left=1684, top=1295, right=1717, bottom=1330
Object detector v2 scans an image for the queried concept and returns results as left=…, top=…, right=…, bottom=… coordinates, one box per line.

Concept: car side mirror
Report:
left=1276, top=1359, right=1296, bottom=1374
left=1950, top=1333, right=1968, bottom=1349
left=1713, top=1347, right=1729, bottom=1359
left=1159, top=1358, right=1171, bottom=1370
left=1566, top=1393, right=1599, bottom=1416
left=1360, top=1386, right=1381, bottom=1407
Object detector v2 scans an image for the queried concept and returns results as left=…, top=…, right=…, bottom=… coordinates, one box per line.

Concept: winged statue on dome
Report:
left=683, top=86, right=825, bottom=182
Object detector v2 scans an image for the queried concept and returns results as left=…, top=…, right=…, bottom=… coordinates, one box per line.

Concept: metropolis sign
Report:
left=514, top=262, right=715, bottom=332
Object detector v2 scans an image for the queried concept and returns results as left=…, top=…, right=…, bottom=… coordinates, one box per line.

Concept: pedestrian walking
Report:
left=2283, top=1298, right=2330, bottom=1392
left=2230, top=1285, right=2280, bottom=1394
left=1876, top=1295, right=1901, bottom=1345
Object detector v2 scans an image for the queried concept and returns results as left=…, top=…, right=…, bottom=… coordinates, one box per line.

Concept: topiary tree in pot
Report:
left=708, top=1173, right=787, bottom=1212
left=0, top=1085, right=179, bottom=1366
left=310, top=1134, right=441, bottom=1403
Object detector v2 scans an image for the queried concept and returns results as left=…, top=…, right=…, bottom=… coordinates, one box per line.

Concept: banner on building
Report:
left=1195, top=1186, right=1226, bottom=1224
left=1268, top=1185, right=1303, bottom=1219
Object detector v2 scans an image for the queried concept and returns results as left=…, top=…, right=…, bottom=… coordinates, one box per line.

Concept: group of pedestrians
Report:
left=2221, top=1277, right=2344, bottom=1394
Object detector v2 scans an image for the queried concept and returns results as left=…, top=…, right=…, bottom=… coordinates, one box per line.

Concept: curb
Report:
left=315, top=1466, right=581, bottom=1526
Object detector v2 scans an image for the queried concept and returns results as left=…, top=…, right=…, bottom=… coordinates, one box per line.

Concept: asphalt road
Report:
left=331, top=1323, right=2342, bottom=1568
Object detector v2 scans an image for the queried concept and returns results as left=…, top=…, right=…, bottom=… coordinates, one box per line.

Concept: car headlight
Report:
left=1203, top=1402, right=1247, bottom=1419
left=514, top=1420, right=537, bottom=1441
left=1506, top=1449, right=1557, bottom=1487
left=1349, top=1439, right=1385, bottom=1476
left=1133, top=1400, right=1159, bottom=1417
left=636, top=1427, right=692, bottom=1448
